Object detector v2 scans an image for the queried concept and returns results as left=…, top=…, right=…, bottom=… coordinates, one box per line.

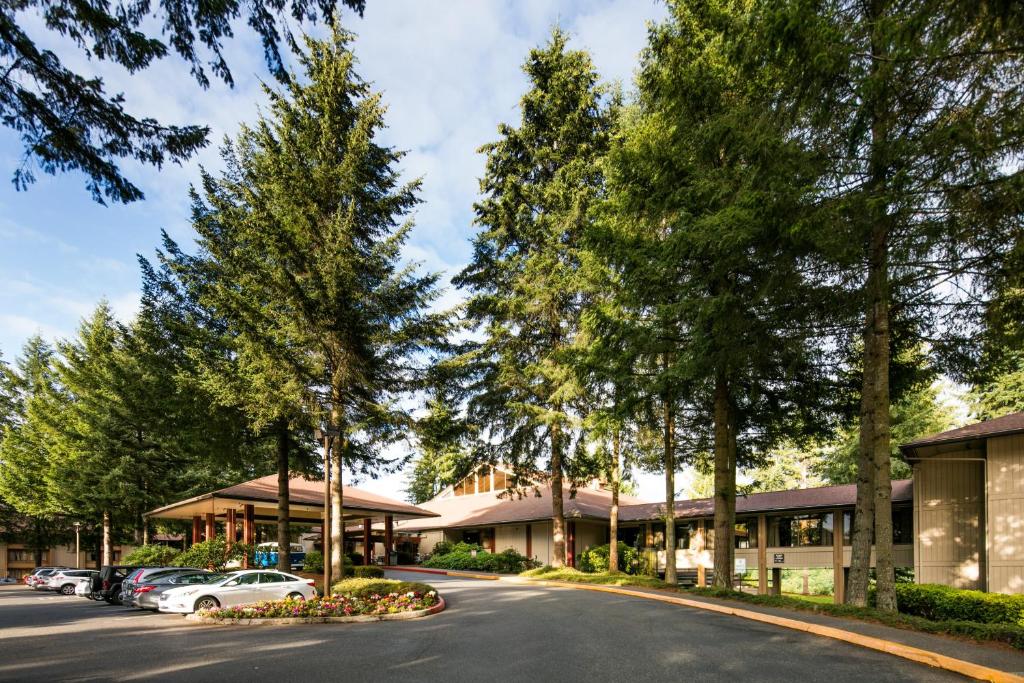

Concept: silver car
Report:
left=120, top=567, right=197, bottom=605
left=46, top=569, right=98, bottom=596
left=131, top=571, right=214, bottom=610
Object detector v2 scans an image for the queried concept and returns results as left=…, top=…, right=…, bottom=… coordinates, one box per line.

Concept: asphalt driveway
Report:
left=0, top=571, right=964, bottom=682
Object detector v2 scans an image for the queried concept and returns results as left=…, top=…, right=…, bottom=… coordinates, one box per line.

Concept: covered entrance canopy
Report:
left=145, top=475, right=439, bottom=565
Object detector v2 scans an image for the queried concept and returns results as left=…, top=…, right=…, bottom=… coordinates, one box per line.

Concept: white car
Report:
left=157, top=570, right=316, bottom=614
left=45, top=569, right=98, bottom=596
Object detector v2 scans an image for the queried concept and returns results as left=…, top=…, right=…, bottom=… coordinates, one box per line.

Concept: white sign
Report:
left=734, top=558, right=747, bottom=574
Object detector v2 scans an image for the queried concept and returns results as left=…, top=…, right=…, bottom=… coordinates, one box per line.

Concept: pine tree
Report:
left=604, top=0, right=831, bottom=587
left=454, top=29, right=614, bottom=568
left=0, top=0, right=364, bottom=203
left=405, top=393, right=472, bottom=505
left=185, top=28, right=449, bottom=580
left=763, top=0, right=1024, bottom=609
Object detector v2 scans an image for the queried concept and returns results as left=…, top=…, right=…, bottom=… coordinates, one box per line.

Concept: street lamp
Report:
left=73, top=522, right=81, bottom=569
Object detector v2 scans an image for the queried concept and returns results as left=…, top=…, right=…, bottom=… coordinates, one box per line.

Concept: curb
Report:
left=184, top=596, right=446, bottom=626
left=388, top=566, right=500, bottom=581
left=519, top=580, right=1023, bottom=683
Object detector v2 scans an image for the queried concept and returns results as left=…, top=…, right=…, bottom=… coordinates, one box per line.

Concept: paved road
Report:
left=0, top=572, right=963, bottom=682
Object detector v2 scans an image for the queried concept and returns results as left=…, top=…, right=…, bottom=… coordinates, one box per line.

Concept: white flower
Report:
left=427, top=591, right=437, bottom=597
left=406, top=591, right=416, bottom=598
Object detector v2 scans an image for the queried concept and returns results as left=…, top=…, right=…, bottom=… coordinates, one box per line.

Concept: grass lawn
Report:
left=783, top=592, right=835, bottom=605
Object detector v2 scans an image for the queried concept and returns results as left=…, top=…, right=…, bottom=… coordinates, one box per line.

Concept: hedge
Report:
left=331, top=578, right=434, bottom=599
left=352, top=566, right=385, bottom=579
left=895, top=583, right=1024, bottom=625
left=424, top=544, right=538, bottom=574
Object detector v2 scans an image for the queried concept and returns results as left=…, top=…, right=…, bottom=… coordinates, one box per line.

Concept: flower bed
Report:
left=197, top=588, right=439, bottom=621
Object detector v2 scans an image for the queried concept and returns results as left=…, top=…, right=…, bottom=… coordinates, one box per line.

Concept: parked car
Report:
left=92, top=566, right=142, bottom=604
left=119, top=567, right=198, bottom=605
left=45, top=569, right=99, bottom=596
left=158, top=570, right=316, bottom=614
left=26, top=568, right=69, bottom=589
left=130, top=570, right=214, bottom=610
left=253, top=542, right=306, bottom=570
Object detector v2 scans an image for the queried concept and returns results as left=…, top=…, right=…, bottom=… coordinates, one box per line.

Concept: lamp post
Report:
left=73, top=522, right=81, bottom=569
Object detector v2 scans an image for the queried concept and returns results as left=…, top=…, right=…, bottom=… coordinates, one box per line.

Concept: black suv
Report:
left=92, top=566, right=141, bottom=604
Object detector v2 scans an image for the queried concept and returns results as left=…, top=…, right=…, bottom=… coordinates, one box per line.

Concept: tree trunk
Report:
left=847, top=304, right=877, bottom=606
left=663, top=399, right=677, bottom=584
left=277, top=423, right=291, bottom=573
left=713, top=373, right=736, bottom=589
left=870, top=217, right=895, bottom=611
left=142, top=524, right=149, bottom=546
left=331, top=438, right=345, bottom=581
left=550, top=421, right=567, bottom=568
left=608, top=428, right=620, bottom=573
left=102, top=510, right=112, bottom=566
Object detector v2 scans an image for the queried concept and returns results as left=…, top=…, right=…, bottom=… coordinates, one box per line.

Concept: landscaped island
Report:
left=196, top=579, right=441, bottom=622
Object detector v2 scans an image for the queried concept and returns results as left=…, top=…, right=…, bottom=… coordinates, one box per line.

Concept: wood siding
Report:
left=913, top=456, right=985, bottom=590
left=988, top=435, right=1024, bottom=593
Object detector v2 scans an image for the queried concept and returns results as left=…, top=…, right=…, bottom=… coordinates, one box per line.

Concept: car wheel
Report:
left=60, top=584, right=75, bottom=596
left=287, top=592, right=305, bottom=601
left=194, top=596, right=220, bottom=612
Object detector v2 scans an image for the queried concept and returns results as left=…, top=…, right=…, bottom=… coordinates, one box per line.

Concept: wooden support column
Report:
left=205, top=512, right=215, bottom=542
left=525, top=524, right=533, bottom=561
left=771, top=567, right=782, bottom=596
left=645, top=522, right=653, bottom=547
left=226, top=509, right=236, bottom=550
left=384, top=515, right=394, bottom=566
left=191, top=516, right=201, bottom=545
left=696, top=519, right=706, bottom=588
left=757, top=514, right=767, bottom=595
left=833, top=509, right=845, bottom=604
left=567, top=522, right=576, bottom=568
left=363, top=518, right=372, bottom=565
left=243, top=504, right=255, bottom=568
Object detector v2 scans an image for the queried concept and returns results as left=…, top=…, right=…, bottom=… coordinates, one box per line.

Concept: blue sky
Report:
left=0, top=0, right=675, bottom=499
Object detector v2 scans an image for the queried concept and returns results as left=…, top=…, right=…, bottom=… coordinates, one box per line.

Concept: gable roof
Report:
left=619, top=479, right=913, bottom=522
left=395, top=484, right=650, bottom=532
left=900, top=412, right=1024, bottom=453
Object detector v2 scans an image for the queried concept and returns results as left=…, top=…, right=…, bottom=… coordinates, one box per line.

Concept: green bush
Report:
left=895, top=583, right=1024, bottom=625
left=578, top=542, right=643, bottom=574
left=424, top=546, right=538, bottom=574
left=173, top=537, right=251, bottom=570
left=123, top=544, right=180, bottom=567
left=302, top=550, right=324, bottom=573
left=331, top=578, right=434, bottom=599
left=352, top=565, right=385, bottom=578
left=431, top=540, right=455, bottom=556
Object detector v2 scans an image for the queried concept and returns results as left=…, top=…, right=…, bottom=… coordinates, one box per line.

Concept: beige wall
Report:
left=987, top=434, right=1024, bottom=593
left=914, top=455, right=985, bottom=590
left=496, top=524, right=529, bottom=557
left=573, top=521, right=606, bottom=558
left=661, top=543, right=911, bottom=572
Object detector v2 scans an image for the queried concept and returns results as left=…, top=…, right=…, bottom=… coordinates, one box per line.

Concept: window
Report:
left=735, top=519, right=757, bottom=549
left=892, top=507, right=913, bottom=544
left=237, top=573, right=260, bottom=585
left=675, top=521, right=699, bottom=549
left=478, top=468, right=492, bottom=493
left=493, top=470, right=508, bottom=491
left=768, top=513, right=835, bottom=547
left=259, top=573, right=286, bottom=583
left=454, top=477, right=472, bottom=496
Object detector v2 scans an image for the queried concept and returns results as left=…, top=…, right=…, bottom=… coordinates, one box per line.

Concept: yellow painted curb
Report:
left=523, top=580, right=1023, bottom=683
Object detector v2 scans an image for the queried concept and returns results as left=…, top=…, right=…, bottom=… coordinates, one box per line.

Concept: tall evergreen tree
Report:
left=763, top=0, right=1024, bottom=609
left=454, top=29, right=614, bottom=568
left=603, top=0, right=829, bottom=587
left=185, top=28, right=449, bottom=580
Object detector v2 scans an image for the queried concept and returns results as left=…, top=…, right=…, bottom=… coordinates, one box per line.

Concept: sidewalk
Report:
left=515, top=578, right=1024, bottom=679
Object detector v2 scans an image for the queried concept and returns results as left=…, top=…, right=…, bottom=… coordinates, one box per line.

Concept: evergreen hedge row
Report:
left=895, top=583, right=1024, bottom=625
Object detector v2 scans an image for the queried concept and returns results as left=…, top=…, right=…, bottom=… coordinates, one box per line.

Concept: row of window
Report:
left=453, top=467, right=510, bottom=496
left=668, top=507, right=914, bottom=549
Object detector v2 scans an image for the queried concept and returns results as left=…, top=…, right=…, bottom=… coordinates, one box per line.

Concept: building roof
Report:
left=620, top=479, right=914, bottom=522
left=145, top=475, right=438, bottom=523
left=900, top=412, right=1024, bottom=453
left=395, top=485, right=650, bottom=532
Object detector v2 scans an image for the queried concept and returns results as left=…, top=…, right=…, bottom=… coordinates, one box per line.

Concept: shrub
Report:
left=424, top=546, right=538, bottom=574
left=173, top=537, right=251, bottom=570
left=199, top=591, right=439, bottom=619
left=431, top=540, right=455, bottom=557
left=302, top=550, right=324, bottom=573
left=895, top=583, right=1024, bottom=625
left=348, top=552, right=363, bottom=566
left=123, top=544, right=179, bottom=567
left=352, top=565, right=385, bottom=579
left=578, top=542, right=635, bottom=574
left=331, top=577, right=434, bottom=599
